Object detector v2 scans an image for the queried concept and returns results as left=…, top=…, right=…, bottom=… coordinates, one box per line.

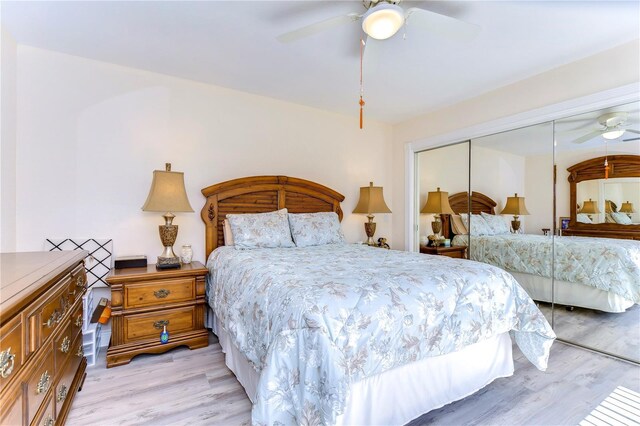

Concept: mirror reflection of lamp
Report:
left=420, top=188, right=455, bottom=238
left=500, top=193, right=530, bottom=233
left=620, top=201, right=635, bottom=219
left=578, top=198, right=600, bottom=221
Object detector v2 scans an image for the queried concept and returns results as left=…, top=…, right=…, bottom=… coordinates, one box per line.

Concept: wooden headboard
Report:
left=200, top=176, right=345, bottom=259
left=442, top=191, right=497, bottom=239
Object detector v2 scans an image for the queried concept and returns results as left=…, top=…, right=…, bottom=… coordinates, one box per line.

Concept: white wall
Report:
left=392, top=40, right=640, bottom=249
left=14, top=46, right=394, bottom=262
left=1, top=28, right=17, bottom=251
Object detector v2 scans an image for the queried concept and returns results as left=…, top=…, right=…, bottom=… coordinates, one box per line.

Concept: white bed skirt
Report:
left=206, top=308, right=514, bottom=426
left=510, top=271, right=635, bottom=313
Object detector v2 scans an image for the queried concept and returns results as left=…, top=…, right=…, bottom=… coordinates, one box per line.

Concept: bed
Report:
left=200, top=176, right=555, bottom=425
left=443, top=192, right=640, bottom=313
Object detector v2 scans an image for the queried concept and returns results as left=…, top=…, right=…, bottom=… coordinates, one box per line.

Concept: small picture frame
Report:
left=560, top=217, right=570, bottom=231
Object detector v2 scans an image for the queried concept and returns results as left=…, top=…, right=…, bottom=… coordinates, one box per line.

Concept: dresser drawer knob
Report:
left=75, top=315, right=83, bottom=328
left=76, top=275, right=86, bottom=288
left=153, top=319, right=169, bottom=330
left=42, top=415, right=54, bottom=426
left=154, top=289, right=171, bottom=299
left=0, top=348, right=15, bottom=378
left=36, top=370, right=51, bottom=395
left=60, top=336, right=71, bottom=354
left=43, top=310, right=61, bottom=328
left=56, top=384, right=68, bottom=402
left=76, top=344, right=84, bottom=358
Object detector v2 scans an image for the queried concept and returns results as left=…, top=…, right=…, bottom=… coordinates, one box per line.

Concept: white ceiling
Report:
left=2, top=1, right=639, bottom=123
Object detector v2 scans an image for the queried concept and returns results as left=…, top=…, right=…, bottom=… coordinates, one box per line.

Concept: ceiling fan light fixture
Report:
left=362, top=3, right=404, bottom=40
left=602, top=129, right=625, bottom=140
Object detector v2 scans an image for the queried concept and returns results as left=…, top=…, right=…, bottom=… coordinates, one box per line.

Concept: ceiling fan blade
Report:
left=277, top=13, right=361, bottom=43
left=405, top=7, right=480, bottom=41
left=625, top=129, right=640, bottom=134
left=622, top=137, right=640, bottom=142
left=571, top=130, right=605, bottom=144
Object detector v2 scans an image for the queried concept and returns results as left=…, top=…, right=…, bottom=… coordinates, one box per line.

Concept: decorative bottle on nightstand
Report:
left=160, top=325, right=169, bottom=344
left=181, top=244, right=193, bottom=264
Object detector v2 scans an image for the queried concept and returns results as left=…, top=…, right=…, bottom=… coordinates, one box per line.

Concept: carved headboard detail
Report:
left=441, top=191, right=497, bottom=239
left=200, top=176, right=345, bottom=259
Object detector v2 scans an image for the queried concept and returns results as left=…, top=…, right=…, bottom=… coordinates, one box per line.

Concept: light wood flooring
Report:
left=67, top=332, right=639, bottom=426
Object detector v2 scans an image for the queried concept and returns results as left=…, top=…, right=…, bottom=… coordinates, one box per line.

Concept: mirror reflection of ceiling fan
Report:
left=571, top=112, right=640, bottom=144
left=277, top=0, right=480, bottom=44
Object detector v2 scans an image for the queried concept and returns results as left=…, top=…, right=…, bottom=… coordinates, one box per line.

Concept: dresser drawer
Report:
left=0, top=315, right=23, bottom=387
left=32, top=282, right=72, bottom=350
left=54, top=334, right=83, bottom=418
left=70, top=301, right=83, bottom=338
left=124, top=277, right=196, bottom=309
left=68, top=265, right=87, bottom=304
left=25, top=343, right=54, bottom=425
left=31, top=391, right=55, bottom=426
left=123, top=306, right=196, bottom=343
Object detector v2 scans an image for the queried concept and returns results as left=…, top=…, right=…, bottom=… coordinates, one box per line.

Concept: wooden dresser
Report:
left=0, top=251, right=88, bottom=426
left=105, top=262, right=209, bottom=368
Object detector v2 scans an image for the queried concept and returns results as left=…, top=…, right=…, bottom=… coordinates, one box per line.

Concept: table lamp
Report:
left=353, top=182, right=391, bottom=246
left=142, top=163, right=194, bottom=269
left=420, top=187, right=455, bottom=237
left=620, top=201, right=635, bottom=219
left=500, top=193, right=530, bottom=232
left=578, top=198, right=600, bottom=221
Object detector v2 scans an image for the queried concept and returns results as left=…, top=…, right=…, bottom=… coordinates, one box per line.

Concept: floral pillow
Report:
left=227, top=209, right=295, bottom=249
left=481, top=212, right=511, bottom=234
left=288, top=212, right=345, bottom=247
left=460, top=213, right=493, bottom=236
left=612, top=212, right=633, bottom=225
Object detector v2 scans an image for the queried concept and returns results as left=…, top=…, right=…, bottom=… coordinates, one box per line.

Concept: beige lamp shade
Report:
left=142, top=164, right=194, bottom=213
left=578, top=199, right=600, bottom=215
left=420, top=187, right=455, bottom=215
left=353, top=182, right=392, bottom=214
left=620, top=201, right=635, bottom=213
left=500, top=193, right=530, bottom=216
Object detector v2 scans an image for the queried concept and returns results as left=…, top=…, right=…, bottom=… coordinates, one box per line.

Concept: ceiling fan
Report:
left=570, top=112, right=640, bottom=144
left=277, top=0, right=480, bottom=44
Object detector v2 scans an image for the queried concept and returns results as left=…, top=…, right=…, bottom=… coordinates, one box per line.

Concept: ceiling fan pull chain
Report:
left=359, top=37, right=366, bottom=129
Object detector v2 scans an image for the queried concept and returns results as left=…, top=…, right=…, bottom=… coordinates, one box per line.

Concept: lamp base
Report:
left=511, top=218, right=521, bottom=233
left=156, top=257, right=181, bottom=269
left=364, top=215, right=377, bottom=246
left=156, top=213, right=180, bottom=269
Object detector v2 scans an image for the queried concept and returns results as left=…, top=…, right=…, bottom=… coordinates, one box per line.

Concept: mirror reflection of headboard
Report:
left=565, top=155, right=640, bottom=240
left=442, top=191, right=497, bottom=239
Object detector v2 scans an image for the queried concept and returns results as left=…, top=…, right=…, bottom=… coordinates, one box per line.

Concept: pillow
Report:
left=288, top=212, right=345, bottom=247
left=450, top=214, right=468, bottom=235
left=227, top=208, right=295, bottom=249
left=576, top=213, right=593, bottom=224
left=612, top=212, right=633, bottom=225
left=223, top=219, right=234, bottom=246
left=481, top=212, right=511, bottom=234
left=461, top=213, right=493, bottom=236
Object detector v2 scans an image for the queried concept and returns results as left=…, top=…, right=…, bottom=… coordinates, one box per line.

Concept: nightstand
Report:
left=420, top=245, right=467, bottom=259
left=105, top=261, right=209, bottom=368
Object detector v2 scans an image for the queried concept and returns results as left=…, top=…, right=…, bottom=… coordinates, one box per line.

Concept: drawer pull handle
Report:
left=76, top=344, right=84, bottom=358
left=153, top=320, right=169, bottom=330
left=75, top=315, right=83, bottom=328
left=60, top=336, right=71, bottom=354
left=154, top=289, right=171, bottom=299
left=43, top=415, right=54, bottom=426
left=0, top=348, right=16, bottom=378
left=57, top=384, right=68, bottom=402
left=43, top=310, right=61, bottom=328
left=76, top=275, right=86, bottom=288
left=36, top=370, right=51, bottom=395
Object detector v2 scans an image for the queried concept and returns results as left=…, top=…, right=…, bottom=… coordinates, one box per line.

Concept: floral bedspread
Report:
left=206, top=244, right=555, bottom=425
left=461, top=234, right=640, bottom=303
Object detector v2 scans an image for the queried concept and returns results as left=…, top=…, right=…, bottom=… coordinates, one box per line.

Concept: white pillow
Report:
left=460, top=213, right=493, bottom=236
left=612, top=212, right=633, bottom=225
left=481, top=212, right=511, bottom=234
left=223, top=219, right=234, bottom=246
left=450, top=214, right=468, bottom=235
left=288, top=212, right=345, bottom=247
left=227, top=209, right=295, bottom=249
left=576, top=213, right=593, bottom=224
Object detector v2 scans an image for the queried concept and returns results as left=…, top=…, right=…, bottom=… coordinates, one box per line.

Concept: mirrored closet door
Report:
left=553, top=100, right=640, bottom=363
left=469, top=122, right=555, bottom=325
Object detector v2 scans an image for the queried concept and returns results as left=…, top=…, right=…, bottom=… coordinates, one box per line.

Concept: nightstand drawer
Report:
left=123, top=306, right=196, bottom=343
left=124, top=278, right=196, bottom=309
